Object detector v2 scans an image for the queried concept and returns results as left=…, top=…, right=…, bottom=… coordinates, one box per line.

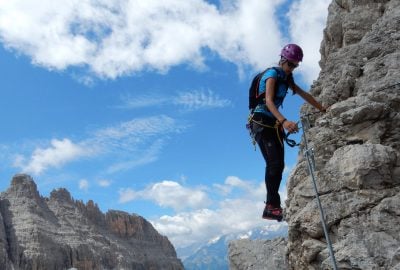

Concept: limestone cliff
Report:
left=0, top=174, right=184, bottom=270
left=229, top=0, right=400, bottom=269
left=229, top=238, right=288, bottom=270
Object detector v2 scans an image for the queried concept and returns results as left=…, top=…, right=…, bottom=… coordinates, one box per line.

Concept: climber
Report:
left=249, top=44, right=326, bottom=221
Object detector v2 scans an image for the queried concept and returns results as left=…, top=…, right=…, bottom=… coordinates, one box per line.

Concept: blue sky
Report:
left=0, top=0, right=330, bottom=248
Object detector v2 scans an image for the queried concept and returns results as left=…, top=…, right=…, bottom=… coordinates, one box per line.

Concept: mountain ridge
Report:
left=0, top=174, right=183, bottom=270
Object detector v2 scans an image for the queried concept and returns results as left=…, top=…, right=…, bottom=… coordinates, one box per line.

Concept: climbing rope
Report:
left=247, top=113, right=300, bottom=149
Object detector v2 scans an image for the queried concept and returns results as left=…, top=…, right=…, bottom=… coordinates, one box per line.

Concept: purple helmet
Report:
left=280, top=44, right=303, bottom=62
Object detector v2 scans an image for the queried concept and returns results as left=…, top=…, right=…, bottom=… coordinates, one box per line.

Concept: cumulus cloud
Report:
left=0, top=0, right=284, bottom=79
left=150, top=176, right=288, bottom=248
left=213, top=175, right=259, bottom=196
left=153, top=201, right=263, bottom=248
left=13, top=138, right=89, bottom=175
left=288, top=0, right=331, bottom=83
left=0, top=0, right=331, bottom=83
left=117, top=175, right=288, bottom=247
left=119, top=180, right=211, bottom=211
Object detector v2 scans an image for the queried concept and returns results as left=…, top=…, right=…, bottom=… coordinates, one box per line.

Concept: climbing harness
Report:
left=247, top=113, right=300, bottom=150
left=301, top=113, right=338, bottom=270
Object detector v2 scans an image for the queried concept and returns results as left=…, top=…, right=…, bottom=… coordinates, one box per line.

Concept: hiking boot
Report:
left=262, top=204, right=283, bottom=222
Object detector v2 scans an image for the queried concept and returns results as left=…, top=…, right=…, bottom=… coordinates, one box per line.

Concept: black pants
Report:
left=253, top=121, right=285, bottom=207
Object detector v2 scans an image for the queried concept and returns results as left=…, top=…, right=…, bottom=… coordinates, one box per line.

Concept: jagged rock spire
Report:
left=0, top=174, right=184, bottom=270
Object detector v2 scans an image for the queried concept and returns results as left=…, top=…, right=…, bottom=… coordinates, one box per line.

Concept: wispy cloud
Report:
left=12, top=115, right=185, bottom=175
left=0, top=0, right=294, bottom=79
left=118, top=89, right=231, bottom=111
left=106, top=139, right=163, bottom=173
left=93, top=115, right=179, bottom=141
left=117, top=94, right=168, bottom=109
left=173, top=90, right=231, bottom=111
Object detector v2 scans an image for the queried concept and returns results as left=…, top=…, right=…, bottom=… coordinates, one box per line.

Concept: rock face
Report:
left=229, top=0, right=400, bottom=269
left=228, top=237, right=288, bottom=270
left=0, top=174, right=184, bottom=270
left=286, top=0, right=400, bottom=269
left=183, top=224, right=288, bottom=270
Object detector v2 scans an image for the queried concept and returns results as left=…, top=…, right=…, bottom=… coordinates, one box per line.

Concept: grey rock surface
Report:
left=229, top=0, right=400, bottom=269
left=0, top=174, right=184, bottom=270
left=286, top=0, right=400, bottom=269
left=228, top=237, right=288, bottom=270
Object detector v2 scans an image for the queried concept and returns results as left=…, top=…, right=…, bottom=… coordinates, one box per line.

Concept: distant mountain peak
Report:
left=9, top=174, right=40, bottom=199
left=182, top=224, right=288, bottom=270
left=0, top=174, right=184, bottom=270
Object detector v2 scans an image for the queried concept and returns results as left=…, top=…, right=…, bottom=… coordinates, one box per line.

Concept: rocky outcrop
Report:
left=286, top=0, right=400, bottom=269
left=229, top=0, right=400, bottom=269
left=228, top=237, right=288, bottom=270
left=0, top=174, right=184, bottom=270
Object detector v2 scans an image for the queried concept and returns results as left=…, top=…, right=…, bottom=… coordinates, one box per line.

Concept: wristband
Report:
left=280, top=118, right=287, bottom=125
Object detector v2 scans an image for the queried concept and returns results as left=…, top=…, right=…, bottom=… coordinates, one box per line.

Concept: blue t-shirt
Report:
left=253, top=67, right=291, bottom=119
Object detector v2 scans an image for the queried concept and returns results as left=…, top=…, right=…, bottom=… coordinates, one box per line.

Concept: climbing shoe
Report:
left=262, top=204, right=283, bottom=222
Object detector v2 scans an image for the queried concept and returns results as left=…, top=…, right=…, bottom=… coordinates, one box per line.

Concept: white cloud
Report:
left=173, top=90, right=231, bottom=111
left=118, top=89, right=231, bottom=111
left=114, top=175, right=286, bottom=248
left=151, top=176, right=290, bottom=248
left=153, top=200, right=264, bottom=248
left=92, top=116, right=186, bottom=173
left=87, top=115, right=183, bottom=157
left=106, top=139, right=163, bottom=173
left=98, top=179, right=112, bottom=187
left=288, top=0, right=331, bottom=84
left=93, top=115, right=180, bottom=143
left=12, top=115, right=184, bottom=175
left=13, top=138, right=89, bottom=175
left=117, top=94, right=168, bottom=109
left=79, top=179, right=89, bottom=191
left=0, top=0, right=330, bottom=83
left=213, top=175, right=259, bottom=196
left=119, top=180, right=211, bottom=211
left=0, top=0, right=286, bottom=78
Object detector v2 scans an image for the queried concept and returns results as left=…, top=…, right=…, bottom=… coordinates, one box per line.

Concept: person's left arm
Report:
left=290, top=82, right=326, bottom=112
